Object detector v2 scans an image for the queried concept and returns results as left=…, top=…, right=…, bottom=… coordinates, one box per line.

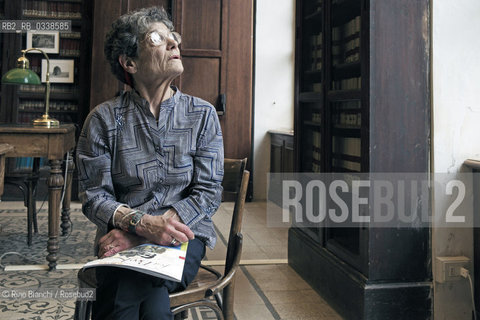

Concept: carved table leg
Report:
left=47, top=159, right=63, bottom=270
left=61, top=151, right=74, bottom=236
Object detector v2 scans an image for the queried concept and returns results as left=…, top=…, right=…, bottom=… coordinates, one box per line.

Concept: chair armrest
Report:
left=206, top=233, right=243, bottom=296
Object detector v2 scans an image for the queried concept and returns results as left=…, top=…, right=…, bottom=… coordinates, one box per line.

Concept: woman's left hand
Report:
left=98, top=229, right=147, bottom=258
left=136, top=208, right=195, bottom=246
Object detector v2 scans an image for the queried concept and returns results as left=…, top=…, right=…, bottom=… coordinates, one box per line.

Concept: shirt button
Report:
left=159, top=162, right=164, bottom=168
left=155, top=146, right=161, bottom=152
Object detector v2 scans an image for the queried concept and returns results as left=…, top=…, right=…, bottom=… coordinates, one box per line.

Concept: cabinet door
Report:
left=324, top=0, right=368, bottom=275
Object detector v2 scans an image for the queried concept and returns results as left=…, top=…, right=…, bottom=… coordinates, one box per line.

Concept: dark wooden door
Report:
left=89, top=0, right=170, bottom=108
left=89, top=0, right=253, bottom=164
left=174, top=0, right=253, bottom=163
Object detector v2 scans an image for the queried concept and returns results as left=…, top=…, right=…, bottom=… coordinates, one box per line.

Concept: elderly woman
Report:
left=76, top=6, right=224, bottom=320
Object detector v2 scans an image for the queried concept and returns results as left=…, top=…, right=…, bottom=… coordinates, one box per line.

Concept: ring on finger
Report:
left=170, top=238, right=177, bottom=245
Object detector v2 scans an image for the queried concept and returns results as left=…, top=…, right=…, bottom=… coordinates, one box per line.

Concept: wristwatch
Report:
left=128, top=211, right=145, bottom=234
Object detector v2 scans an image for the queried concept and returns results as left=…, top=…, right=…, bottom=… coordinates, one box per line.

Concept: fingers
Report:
left=127, top=213, right=195, bottom=246
left=98, top=230, right=115, bottom=257
left=97, top=229, right=146, bottom=258
left=152, top=221, right=193, bottom=246
left=170, top=220, right=195, bottom=241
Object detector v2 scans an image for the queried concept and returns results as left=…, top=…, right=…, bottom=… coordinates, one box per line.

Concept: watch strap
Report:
left=127, top=210, right=145, bottom=234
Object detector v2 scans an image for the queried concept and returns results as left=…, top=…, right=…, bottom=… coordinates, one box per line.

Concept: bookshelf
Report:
left=1, top=0, right=91, bottom=126
left=290, top=0, right=431, bottom=319
left=0, top=0, right=92, bottom=199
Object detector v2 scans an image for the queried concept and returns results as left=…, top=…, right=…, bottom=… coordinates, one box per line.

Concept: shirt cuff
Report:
left=172, top=198, right=217, bottom=227
left=172, top=198, right=202, bottom=227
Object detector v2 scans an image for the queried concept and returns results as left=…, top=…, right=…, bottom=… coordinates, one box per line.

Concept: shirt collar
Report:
left=127, top=86, right=181, bottom=113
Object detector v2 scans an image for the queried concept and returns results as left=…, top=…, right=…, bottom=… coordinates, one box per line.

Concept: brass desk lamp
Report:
left=2, top=48, right=59, bottom=127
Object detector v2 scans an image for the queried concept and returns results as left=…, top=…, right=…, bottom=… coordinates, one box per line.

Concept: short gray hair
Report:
left=104, top=6, right=174, bottom=84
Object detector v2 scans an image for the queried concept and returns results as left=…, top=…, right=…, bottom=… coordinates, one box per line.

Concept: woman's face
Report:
left=133, top=22, right=184, bottom=84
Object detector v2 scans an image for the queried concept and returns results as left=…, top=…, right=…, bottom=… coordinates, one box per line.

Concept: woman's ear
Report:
left=119, top=55, right=137, bottom=74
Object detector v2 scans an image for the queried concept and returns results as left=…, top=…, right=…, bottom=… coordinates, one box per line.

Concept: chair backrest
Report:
left=222, top=158, right=249, bottom=275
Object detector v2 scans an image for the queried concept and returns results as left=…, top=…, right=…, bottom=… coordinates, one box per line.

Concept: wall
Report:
left=253, top=0, right=295, bottom=200
left=433, top=0, right=480, bottom=318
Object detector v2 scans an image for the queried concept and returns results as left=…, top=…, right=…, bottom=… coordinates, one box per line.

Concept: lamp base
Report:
left=32, top=114, right=60, bottom=127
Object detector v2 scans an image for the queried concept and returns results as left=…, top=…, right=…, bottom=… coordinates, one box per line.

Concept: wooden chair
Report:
left=74, top=158, right=249, bottom=320
left=4, top=157, right=41, bottom=246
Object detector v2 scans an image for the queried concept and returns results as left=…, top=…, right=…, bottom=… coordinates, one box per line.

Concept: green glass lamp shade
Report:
left=2, top=67, right=41, bottom=85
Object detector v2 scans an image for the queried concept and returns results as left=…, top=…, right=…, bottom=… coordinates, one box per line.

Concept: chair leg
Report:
left=4, top=159, right=39, bottom=246
left=27, top=179, right=34, bottom=246
left=31, top=158, right=40, bottom=234
left=222, top=281, right=235, bottom=320
left=32, top=197, right=38, bottom=234
left=26, top=177, right=39, bottom=245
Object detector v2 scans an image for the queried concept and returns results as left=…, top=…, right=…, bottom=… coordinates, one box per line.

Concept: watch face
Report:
left=128, top=212, right=144, bottom=234
left=130, top=213, right=141, bottom=225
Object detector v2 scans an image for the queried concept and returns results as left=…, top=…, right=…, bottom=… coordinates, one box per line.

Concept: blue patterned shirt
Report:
left=76, top=88, right=224, bottom=249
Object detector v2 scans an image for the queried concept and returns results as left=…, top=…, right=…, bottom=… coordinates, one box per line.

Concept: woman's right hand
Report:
left=98, top=229, right=147, bottom=258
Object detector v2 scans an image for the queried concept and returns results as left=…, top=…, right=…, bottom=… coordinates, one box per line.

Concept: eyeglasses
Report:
left=145, top=30, right=182, bottom=46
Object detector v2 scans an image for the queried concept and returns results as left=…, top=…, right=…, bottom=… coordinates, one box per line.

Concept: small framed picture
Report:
left=26, top=31, right=59, bottom=54
left=42, top=59, right=74, bottom=83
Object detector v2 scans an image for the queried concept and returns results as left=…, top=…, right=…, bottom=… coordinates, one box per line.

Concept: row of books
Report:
left=19, top=100, right=78, bottom=112
left=14, top=157, right=46, bottom=170
left=312, top=131, right=322, bottom=172
left=332, top=16, right=361, bottom=41
left=332, top=16, right=361, bottom=65
left=332, top=136, right=361, bottom=157
left=311, top=112, right=322, bottom=124
left=332, top=37, right=360, bottom=63
left=331, top=77, right=361, bottom=91
left=332, top=111, right=361, bottom=128
left=19, top=84, right=76, bottom=94
left=309, top=33, right=323, bottom=71
left=309, top=134, right=363, bottom=173
left=332, top=158, right=361, bottom=172
left=17, top=111, right=75, bottom=124
left=59, top=38, right=81, bottom=56
left=309, top=33, right=323, bottom=47
left=332, top=100, right=361, bottom=110
left=60, top=31, right=81, bottom=39
left=310, top=82, right=322, bottom=92
left=23, top=0, right=82, bottom=19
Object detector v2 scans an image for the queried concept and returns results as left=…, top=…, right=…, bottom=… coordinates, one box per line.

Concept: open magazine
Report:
left=82, top=242, right=188, bottom=282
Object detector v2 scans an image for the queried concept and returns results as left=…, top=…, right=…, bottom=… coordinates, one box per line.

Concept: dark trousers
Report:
left=92, top=238, right=206, bottom=320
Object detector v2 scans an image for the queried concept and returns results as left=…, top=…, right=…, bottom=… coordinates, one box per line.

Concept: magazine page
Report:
left=83, top=242, right=188, bottom=282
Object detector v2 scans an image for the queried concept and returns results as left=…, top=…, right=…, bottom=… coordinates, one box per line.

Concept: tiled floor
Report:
left=209, top=201, right=342, bottom=320
left=0, top=199, right=342, bottom=319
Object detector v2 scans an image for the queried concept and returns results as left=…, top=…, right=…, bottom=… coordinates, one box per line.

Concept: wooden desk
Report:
left=0, top=144, right=14, bottom=196
left=0, top=124, right=76, bottom=270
